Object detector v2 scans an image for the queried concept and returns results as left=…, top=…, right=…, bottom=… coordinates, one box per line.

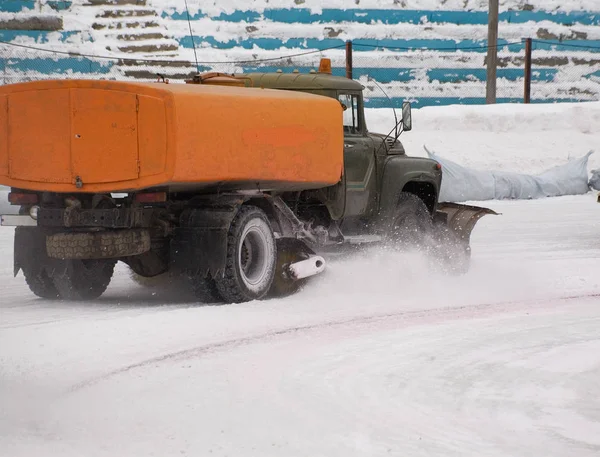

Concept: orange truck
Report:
left=0, top=65, right=495, bottom=303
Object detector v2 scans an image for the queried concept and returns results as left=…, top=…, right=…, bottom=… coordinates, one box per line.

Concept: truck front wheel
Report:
left=52, top=259, right=116, bottom=300
left=215, top=205, right=276, bottom=303
left=387, top=192, right=433, bottom=247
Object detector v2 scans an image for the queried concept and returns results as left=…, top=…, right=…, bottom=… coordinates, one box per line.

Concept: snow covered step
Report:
left=114, top=41, right=179, bottom=53
left=121, top=67, right=196, bottom=80
left=114, top=32, right=167, bottom=41
left=73, top=0, right=181, bottom=57
left=0, top=15, right=63, bottom=31
left=97, top=9, right=157, bottom=18
left=117, top=58, right=194, bottom=68
left=84, top=0, right=147, bottom=6
left=92, top=20, right=160, bottom=30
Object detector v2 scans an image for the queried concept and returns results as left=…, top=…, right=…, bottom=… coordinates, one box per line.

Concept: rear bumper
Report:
left=1, top=214, right=37, bottom=226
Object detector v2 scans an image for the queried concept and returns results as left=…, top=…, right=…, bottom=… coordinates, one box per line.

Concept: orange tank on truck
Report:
left=0, top=79, right=344, bottom=193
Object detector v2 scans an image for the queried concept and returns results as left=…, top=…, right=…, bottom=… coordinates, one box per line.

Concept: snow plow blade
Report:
left=435, top=202, right=498, bottom=243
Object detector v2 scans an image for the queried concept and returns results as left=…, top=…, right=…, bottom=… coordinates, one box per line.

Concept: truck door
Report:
left=338, top=93, right=376, bottom=218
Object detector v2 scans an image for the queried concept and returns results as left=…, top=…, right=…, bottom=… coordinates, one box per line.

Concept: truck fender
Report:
left=376, top=162, right=440, bottom=228
left=170, top=197, right=245, bottom=279
left=169, top=193, right=313, bottom=279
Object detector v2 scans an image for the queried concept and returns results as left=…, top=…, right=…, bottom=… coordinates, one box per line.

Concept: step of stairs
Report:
left=72, top=0, right=183, bottom=61
left=116, top=32, right=167, bottom=41
left=84, top=0, right=147, bottom=6
left=92, top=20, right=160, bottom=30
left=114, top=42, right=179, bottom=53
left=97, top=8, right=157, bottom=18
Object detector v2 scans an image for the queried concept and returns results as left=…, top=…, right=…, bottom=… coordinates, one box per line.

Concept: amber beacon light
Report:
left=318, top=58, right=332, bottom=75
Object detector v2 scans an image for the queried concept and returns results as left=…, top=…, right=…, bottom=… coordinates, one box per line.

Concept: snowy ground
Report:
left=1, top=194, right=599, bottom=456
left=1, top=102, right=600, bottom=456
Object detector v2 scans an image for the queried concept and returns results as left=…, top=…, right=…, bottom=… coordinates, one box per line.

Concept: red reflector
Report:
left=435, top=163, right=442, bottom=170
left=8, top=192, right=39, bottom=205
left=134, top=192, right=167, bottom=203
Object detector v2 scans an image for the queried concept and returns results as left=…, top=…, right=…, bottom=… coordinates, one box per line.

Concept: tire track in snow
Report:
left=67, top=291, right=600, bottom=394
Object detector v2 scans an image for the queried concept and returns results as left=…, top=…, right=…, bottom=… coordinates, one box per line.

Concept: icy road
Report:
left=1, top=194, right=600, bottom=457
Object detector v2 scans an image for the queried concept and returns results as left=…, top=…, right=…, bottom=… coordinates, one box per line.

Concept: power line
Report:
left=0, top=40, right=345, bottom=65
left=1, top=38, right=598, bottom=69
left=530, top=39, right=600, bottom=50
left=353, top=40, right=524, bottom=51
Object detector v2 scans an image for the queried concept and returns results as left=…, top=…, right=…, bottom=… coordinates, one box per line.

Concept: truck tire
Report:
left=15, top=226, right=60, bottom=299
left=388, top=192, right=433, bottom=247
left=214, top=205, right=276, bottom=303
left=22, top=265, right=60, bottom=299
left=52, top=259, right=116, bottom=300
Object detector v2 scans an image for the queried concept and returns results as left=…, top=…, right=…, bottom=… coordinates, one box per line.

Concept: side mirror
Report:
left=402, top=101, right=412, bottom=132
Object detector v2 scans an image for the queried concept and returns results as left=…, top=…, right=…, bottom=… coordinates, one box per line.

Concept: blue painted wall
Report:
left=165, top=6, right=600, bottom=107
left=179, top=36, right=599, bottom=53
left=1, top=1, right=36, bottom=13
left=1, top=2, right=599, bottom=107
left=164, top=8, right=600, bottom=26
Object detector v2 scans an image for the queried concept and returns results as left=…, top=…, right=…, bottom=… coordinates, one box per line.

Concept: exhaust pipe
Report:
left=288, top=255, right=326, bottom=280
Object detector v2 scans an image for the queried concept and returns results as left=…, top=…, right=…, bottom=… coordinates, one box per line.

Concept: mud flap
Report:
left=170, top=203, right=242, bottom=279
left=14, top=226, right=62, bottom=278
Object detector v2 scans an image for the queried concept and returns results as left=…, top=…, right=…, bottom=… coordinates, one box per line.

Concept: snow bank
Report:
left=366, top=101, right=600, bottom=175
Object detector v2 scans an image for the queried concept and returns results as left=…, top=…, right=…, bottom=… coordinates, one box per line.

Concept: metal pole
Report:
left=524, top=38, right=532, bottom=103
left=486, top=0, right=499, bottom=104
left=345, top=40, right=353, bottom=80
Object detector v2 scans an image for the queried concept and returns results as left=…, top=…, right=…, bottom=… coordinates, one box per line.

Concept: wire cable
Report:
left=0, top=40, right=345, bottom=65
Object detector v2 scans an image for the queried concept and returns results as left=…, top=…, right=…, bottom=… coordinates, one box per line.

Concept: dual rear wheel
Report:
left=20, top=205, right=282, bottom=304
left=21, top=259, right=116, bottom=300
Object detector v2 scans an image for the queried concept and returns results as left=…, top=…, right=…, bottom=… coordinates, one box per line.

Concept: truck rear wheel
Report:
left=52, top=259, right=116, bottom=300
left=215, top=205, right=276, bottom=303
left=22, top=265, right=59, bottom=299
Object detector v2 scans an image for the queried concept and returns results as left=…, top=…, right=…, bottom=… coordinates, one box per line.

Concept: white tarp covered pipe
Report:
left=425, top=146, right=594, bottom=202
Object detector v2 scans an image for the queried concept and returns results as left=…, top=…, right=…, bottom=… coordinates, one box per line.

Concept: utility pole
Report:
left=486, top=0, right=499, bottom=103
left=523, top=38, right=532, bottom=103
left=345, top=40, right=353, bottom=79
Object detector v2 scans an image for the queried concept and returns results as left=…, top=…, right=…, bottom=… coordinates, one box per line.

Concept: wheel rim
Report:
left=238, top=221, right=270, bottom=289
